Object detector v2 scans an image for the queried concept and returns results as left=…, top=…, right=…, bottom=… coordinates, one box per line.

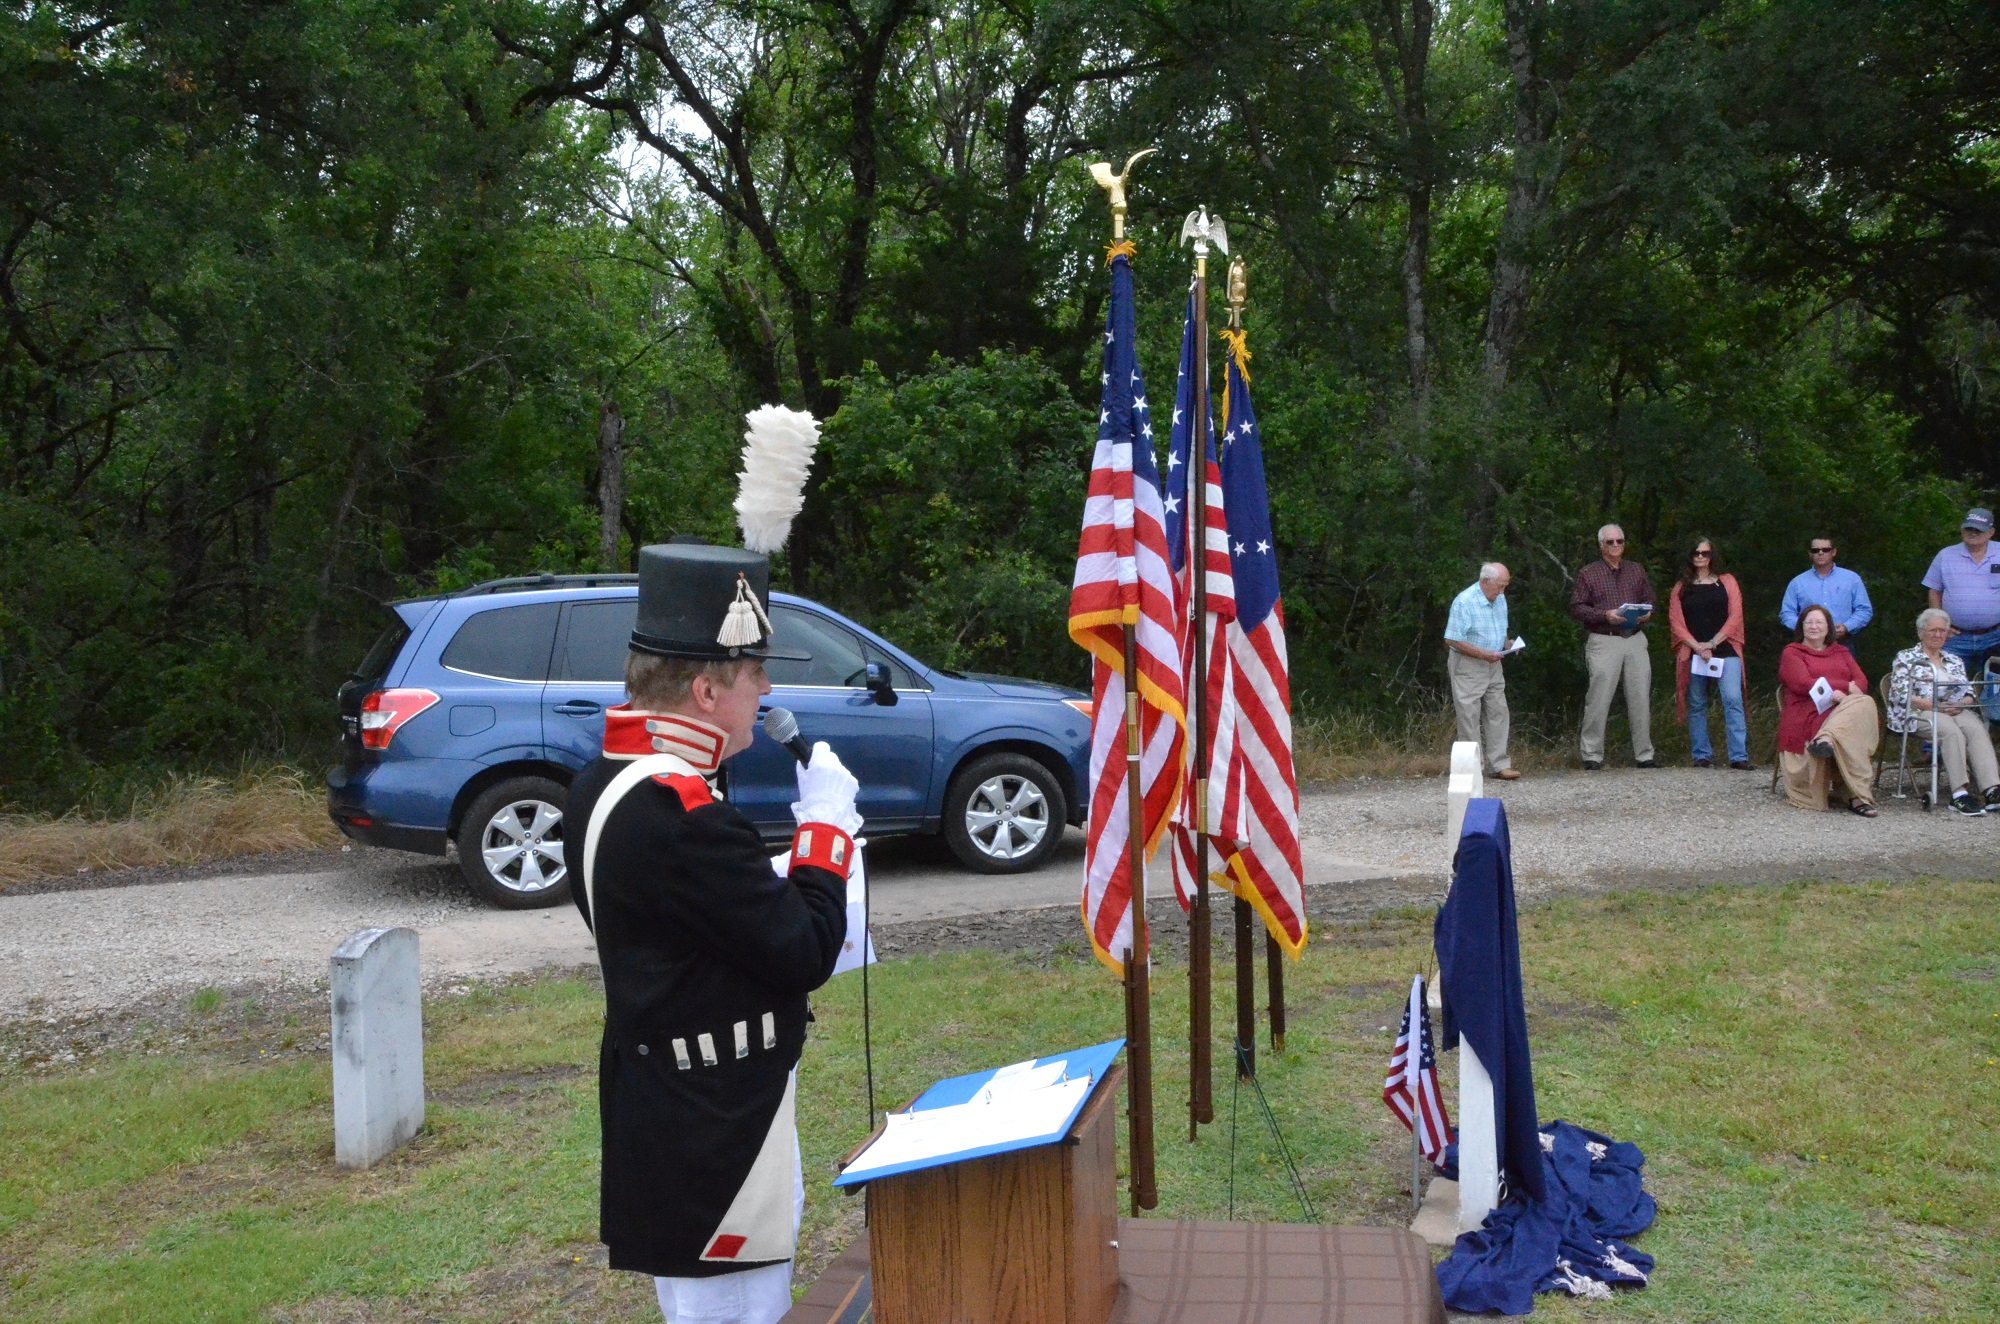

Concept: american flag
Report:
left=1384, top=975, right=1454, bottom=1163
left=1215, top=329, right=1305, bottom=952
left=1068, top=241, right=1186, bottom=976
left=1164, top=288, right=1239, bottom=909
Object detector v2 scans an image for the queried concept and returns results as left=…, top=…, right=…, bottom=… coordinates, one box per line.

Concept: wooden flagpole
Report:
left=1223, top=258, right=1258, bottom=1080
left=1187, top=222, right=1215, bottom=1137
left=1268, top=930, right=1287, bottom=1051
left=1122, top=626, right=1157, bottom=1212
left=1095, top=151, right=1159, bottom=1213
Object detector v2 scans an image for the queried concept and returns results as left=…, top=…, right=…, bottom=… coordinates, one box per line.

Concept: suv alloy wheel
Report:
left=941, top=753, right=1066, bottom=874
left=457, top=776, right=572, bottom=908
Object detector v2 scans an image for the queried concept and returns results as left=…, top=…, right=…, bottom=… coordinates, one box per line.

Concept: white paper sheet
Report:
left=1692, top=654, right=1726, bottom=678
left=979, top=1060, right=1066, bottom=1103
left=840, top=1074, right=1094, bottom=1179
left=1809, top=675, right=1836, bottom=714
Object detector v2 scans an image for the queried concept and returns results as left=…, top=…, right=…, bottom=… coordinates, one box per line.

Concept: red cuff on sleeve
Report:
left=789, top=822, right=855, bottom=881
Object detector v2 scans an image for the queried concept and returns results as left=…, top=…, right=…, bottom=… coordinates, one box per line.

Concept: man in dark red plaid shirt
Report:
left=1568, top=524, right=1657, bottom=769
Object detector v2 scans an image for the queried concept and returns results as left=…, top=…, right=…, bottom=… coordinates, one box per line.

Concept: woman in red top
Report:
left=1777, top=604, right=1880, bottom=815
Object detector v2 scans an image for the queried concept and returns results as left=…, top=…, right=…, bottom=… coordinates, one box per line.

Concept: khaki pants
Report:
left=1581, top=632, right=1653, bottom=763
left=1780, top=692, right=1881, bottom=809
left=1448, top=651, right=1512, bottom=772
left=1909, top=708, right=2000, bottom=795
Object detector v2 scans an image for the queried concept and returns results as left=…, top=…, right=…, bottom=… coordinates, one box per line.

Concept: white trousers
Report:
left=656, top=1259, right=795, bottom=1324
left=655, top=1085, right=806, bottom=1324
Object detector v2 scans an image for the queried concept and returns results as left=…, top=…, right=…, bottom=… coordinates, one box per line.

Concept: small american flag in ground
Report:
left=1068, top=240, right=1186, bottom=975
left=1384, top=975, right=1453, bottom=1163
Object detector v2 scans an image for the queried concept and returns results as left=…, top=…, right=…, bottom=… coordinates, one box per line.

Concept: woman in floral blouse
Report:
left=1886, top=607, right=2000, bottom=816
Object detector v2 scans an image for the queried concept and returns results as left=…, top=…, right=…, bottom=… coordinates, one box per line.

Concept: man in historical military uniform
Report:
left=569, top=541, right=857, bottom=1324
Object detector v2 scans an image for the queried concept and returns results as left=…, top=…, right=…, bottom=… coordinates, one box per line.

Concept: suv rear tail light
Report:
left=1063, top=699, right=1094, bottom=719
left=359, top=688, right=440, bottom=749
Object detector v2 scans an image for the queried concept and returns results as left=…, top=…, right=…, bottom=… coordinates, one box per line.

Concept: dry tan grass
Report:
left=0, top=768, right=339, bottom=890
left=1292, top=706, right=1575, bottom=782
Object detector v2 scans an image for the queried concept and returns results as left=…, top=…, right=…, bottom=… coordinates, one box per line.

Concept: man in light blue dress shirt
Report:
left=1780, top=536, right=1873, bottom=642
left=1924, top=508, right=2000, bottom=677
left=1444, top=563, right=1520, bottom=778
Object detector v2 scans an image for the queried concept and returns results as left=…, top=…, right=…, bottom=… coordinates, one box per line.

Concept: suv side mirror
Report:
left=864, top=661, right=899, bottom=707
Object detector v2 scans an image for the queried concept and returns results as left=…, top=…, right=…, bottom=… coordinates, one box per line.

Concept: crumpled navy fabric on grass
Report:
left=1435, top=1120, right=1656, bottom=1315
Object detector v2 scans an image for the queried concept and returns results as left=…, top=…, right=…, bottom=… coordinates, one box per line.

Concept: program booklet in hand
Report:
left=1617, top=603, right=1651, bottom=628
left=1500, top=636, right=1527, bottom=657
left=1808, top=675, right=1836, bottom=714
left=1692, top=654, right=1726, bottom=679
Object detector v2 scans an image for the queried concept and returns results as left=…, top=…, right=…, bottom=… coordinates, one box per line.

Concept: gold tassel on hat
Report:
left=716, top=574, right=772, bottom=649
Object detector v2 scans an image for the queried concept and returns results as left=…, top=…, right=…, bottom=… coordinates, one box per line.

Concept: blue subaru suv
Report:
left=327, top=574, right=1093, bottom=908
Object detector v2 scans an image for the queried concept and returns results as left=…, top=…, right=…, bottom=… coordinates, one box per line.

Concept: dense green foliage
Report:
left=3, top=0, right=1996, bottom=805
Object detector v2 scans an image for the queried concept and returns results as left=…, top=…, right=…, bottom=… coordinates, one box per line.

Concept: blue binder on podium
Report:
left=832, top=1037, right=1124, bottom=1187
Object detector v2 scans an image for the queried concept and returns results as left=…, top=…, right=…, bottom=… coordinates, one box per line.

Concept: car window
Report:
left=351, top=614, right=411, bottom=684
left=440, top=603, right=559, bottom=681
left=557, top=599, right=639, bottom=682
left=766, top=606, right=870, bottom=687
left=861, top=640, right=921, bottom=690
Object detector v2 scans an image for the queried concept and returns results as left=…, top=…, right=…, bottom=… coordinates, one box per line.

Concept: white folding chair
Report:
left=1883, top=673, right=1941, bottom=810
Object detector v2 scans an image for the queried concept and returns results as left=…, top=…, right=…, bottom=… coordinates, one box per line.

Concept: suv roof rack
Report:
left=456, top=572, right=638, bottom=595
left=394, top=572, right=639, bottom=607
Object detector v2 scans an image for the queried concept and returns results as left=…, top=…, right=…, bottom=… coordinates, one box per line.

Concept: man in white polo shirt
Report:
left=1443, top=562, right=1520, bottom=779
left=1923, top=508, right=2000, bottom=679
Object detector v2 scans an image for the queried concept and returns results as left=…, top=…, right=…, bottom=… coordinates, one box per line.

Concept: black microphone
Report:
left=762, top=706, right=812, bottom=765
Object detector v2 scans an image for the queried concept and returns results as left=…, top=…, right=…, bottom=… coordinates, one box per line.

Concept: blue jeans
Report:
left=1945, top=625, right=2000, bottom=685
left=1687, top=655, right=1748, bottom=763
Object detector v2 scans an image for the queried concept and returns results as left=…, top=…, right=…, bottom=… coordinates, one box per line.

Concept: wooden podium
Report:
left=863, top=1063, right=1123, bottom=1324
left=798, top=1046, right=1446, bottom=1324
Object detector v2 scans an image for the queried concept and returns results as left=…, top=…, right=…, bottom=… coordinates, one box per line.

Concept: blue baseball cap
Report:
left=1964, top=508, right=1994, bottom=532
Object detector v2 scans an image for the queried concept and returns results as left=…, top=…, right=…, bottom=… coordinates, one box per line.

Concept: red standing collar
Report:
left=602, top=706, right=728, bottom=773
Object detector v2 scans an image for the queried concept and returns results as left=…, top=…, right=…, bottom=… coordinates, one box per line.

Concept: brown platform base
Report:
left=782, top=1220, right=1444, bottom=1324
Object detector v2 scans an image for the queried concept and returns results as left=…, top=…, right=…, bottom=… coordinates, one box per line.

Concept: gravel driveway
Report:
left=3, top=767, right=1990, bottom=1025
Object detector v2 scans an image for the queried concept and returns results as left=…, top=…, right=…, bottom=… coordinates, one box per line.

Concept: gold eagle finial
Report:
left=1088, top=149, right=1157, bottom=240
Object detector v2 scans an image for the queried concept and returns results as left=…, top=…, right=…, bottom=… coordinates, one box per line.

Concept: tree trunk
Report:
left=1402, top=182, right=1433, bottom=413
left=1368, top=0, right=1436, bottom=415
left=597, top=399, right=625, bottom=572
left=1480, top=0, right=1548, bottom=400
left=304, top=432, right=371, bottom=663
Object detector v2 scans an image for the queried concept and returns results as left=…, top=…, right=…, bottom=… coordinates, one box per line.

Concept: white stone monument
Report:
left=1413, top=743, right=1503, bottom=1245
left=332, top=927, right=425, bottom=1169
left=1443, top=741, right=1501, bottom=1233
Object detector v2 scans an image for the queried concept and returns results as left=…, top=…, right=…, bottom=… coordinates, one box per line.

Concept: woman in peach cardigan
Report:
left=1667, top=536, right=1749, bottom=767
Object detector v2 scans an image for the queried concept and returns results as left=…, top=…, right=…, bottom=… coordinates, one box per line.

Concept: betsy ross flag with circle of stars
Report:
left=1214, top=327, right=1306, bottom=954
left=1067, top=240, right=1187, bottom=976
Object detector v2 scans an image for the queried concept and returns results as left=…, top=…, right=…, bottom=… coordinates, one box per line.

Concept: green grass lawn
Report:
left=3, top=881, right=1997, bottom=1321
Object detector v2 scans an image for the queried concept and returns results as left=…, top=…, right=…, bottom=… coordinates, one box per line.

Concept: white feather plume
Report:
left=734, top=404, right=820, bottom=554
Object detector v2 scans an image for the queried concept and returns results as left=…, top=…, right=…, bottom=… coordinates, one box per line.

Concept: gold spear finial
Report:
left=1088, top=148, right=1157, bottom=241
left=1226, top=256, right=1248, bottom=328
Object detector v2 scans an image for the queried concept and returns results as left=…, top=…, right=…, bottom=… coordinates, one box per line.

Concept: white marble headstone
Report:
left=331, top=927, right=424, bottom=1169
left=1443, top=744, right=1500, bottom=1232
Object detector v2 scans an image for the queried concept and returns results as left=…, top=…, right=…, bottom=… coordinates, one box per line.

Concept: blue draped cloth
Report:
left=1431, top=798, right=1656, bottom=1312
left=1434, top=798, right=1545, bottom=1203
left=1436, top=1121, right=1656, bottom=1314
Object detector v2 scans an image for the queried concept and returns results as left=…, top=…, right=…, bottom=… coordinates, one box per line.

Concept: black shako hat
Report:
left=629, top=542, right=810, bottom=661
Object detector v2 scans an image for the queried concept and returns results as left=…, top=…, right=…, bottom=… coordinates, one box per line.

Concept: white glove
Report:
left=792, top=741, right=863, bottom=836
